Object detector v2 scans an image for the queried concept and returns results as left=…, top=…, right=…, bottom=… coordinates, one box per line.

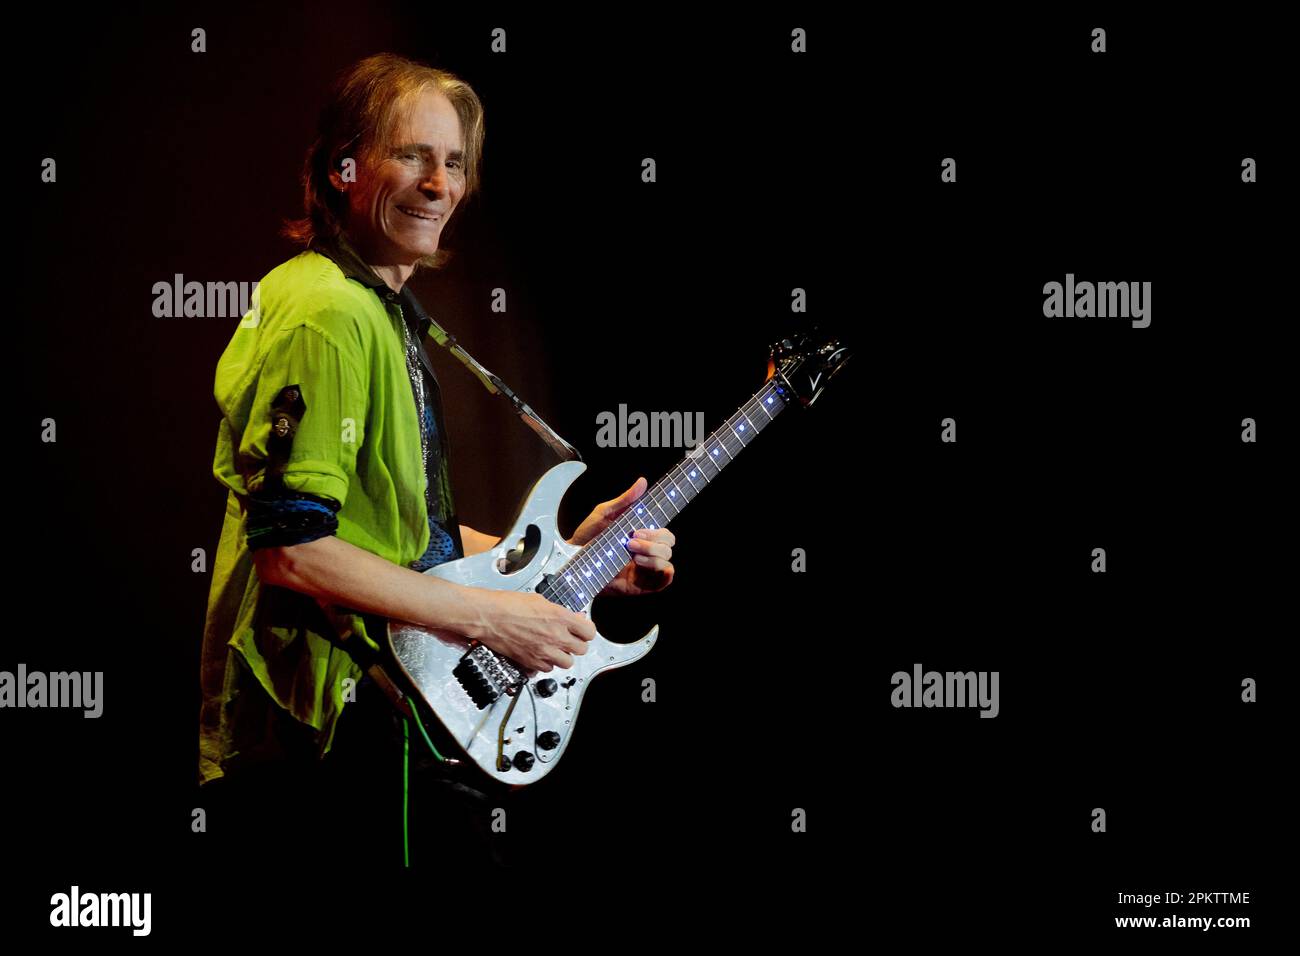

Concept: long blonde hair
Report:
left=281, top=53, right=485, bottom=270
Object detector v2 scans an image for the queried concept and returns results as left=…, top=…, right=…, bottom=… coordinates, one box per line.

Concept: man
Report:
left=197, top=53, right=676, bottom=868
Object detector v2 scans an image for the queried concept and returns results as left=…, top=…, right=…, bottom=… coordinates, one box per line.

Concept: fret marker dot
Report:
left=690, top=470, right=697, bottom=477
left=712, top=449, right=719, bottom=456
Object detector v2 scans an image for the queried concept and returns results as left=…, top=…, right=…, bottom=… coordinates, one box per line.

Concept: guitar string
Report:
left=544, top=379, right=791, bottom=609
left=552, top=381, right=789, bottom=604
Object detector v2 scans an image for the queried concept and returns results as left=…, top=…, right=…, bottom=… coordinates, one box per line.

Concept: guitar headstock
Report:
left=766, top=328, right=852, bottom=409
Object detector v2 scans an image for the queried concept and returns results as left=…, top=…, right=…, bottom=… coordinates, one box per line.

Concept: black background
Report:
left=5, top=4, right=1283, bottom=944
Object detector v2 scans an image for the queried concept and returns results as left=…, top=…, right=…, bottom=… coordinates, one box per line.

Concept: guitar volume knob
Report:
left=535, top=678, right=558, bottom=698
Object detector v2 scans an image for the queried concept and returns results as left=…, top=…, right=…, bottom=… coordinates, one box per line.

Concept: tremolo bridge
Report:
left=452, top=642, right=525, bottom=709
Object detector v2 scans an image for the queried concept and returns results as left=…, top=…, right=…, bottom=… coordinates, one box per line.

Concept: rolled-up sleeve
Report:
left=241, top=324, right=368, bottom=512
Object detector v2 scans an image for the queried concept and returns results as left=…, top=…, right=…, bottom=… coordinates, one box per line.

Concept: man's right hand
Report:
left=467, top=589, right=596, bottom=672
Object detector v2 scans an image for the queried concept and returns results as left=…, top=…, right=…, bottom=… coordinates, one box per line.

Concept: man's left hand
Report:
left=566, top=476, right=676, bottom=597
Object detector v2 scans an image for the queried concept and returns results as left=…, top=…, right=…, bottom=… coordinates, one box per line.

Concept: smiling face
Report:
left=334, top=88, right=466, bottom=289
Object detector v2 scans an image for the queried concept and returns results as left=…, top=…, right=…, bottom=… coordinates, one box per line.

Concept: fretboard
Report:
left=540, top=377, right=791, bottom=610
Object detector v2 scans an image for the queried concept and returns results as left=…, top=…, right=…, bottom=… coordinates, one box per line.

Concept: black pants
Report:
left=204, top=674, right=523, bottom=871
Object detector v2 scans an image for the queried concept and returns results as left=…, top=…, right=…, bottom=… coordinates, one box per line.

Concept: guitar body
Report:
left=387, top=460, right=658, bottom=786
left=381, top=328, right=849, bottom=787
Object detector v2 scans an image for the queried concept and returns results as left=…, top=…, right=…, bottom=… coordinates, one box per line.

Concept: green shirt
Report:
left=197, top=234, right=435, bottom=786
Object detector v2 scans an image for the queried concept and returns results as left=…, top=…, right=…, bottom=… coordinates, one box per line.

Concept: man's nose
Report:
left=419, top=162, right=450, bottom=195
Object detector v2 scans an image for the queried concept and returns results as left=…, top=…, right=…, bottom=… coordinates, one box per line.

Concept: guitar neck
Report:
left=541, top=377, right=793, bottom=610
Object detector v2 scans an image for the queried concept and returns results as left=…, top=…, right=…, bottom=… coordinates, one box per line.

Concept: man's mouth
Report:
left=397, top=205, right=441, bottom=222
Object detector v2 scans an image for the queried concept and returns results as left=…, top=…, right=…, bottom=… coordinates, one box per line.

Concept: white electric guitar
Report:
left=382, top=331, right=850, bottom=785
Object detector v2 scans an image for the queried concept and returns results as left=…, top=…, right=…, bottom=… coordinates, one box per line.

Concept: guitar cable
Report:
left=397, top=679, right=558, bottom=864
left=403, top=693, right=448, bottom=763
left=398, top=693, right=449, bottom=867
left=402, top=716, right=410, bottom=867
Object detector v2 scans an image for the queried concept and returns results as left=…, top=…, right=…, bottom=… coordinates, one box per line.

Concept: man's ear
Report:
left=327, top=150, right=359, bottom=194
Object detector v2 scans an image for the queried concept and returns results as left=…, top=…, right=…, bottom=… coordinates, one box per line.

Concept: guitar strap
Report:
left=397, top=285, right=583, bottom=464
left=315, top=603, right=415, bottom=722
